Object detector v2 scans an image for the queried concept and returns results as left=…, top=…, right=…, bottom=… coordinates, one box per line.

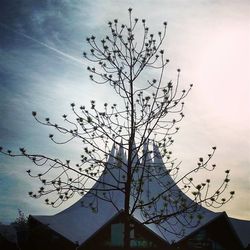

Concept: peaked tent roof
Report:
left=131, top=142, right=220, bottom=243
left=33, top=143, right=125, bottom=245
left=32, top=142, right=250, bottom=247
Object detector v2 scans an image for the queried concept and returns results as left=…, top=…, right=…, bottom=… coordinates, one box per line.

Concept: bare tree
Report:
left=0, top=8, right=234, bottom=248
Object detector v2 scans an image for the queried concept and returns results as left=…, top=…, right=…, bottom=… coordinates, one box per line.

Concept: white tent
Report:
left=32, top=142, right=250, bottom=248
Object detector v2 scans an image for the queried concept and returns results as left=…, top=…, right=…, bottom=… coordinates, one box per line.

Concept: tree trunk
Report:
left=124, top=210, right=130, bottom=249
left=124, top=135, right=134, bottom=249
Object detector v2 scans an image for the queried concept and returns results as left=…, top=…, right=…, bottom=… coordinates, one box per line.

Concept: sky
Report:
left=0, top=0, right=249, bottom=224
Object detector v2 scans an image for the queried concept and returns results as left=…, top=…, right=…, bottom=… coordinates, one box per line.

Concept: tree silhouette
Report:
left=0, top=8, right=234, bottom=248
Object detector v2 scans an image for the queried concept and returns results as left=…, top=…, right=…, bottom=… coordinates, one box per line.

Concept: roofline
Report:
left=176, top=212, right=224, bottom=243
left=226, top=214, right=246, bottom=248
left=29, top=215, right=78, bottom=245
left=78, top=210, right=170, bottom=249
left=176, top=211, right=244, bottom=248
left=78, top=210, right=125, bottom=248
left=128, top=213, right=171, bottom=245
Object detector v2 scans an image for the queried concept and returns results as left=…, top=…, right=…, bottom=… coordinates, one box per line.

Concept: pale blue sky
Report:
left=0, top=0, right=249, bottom=223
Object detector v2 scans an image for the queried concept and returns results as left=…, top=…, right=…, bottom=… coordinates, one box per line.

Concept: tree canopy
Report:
left=0, top=8, right=234, bottom=248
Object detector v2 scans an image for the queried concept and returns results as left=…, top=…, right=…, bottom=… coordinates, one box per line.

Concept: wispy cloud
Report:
left=0, top=22, right=86, bottom=67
